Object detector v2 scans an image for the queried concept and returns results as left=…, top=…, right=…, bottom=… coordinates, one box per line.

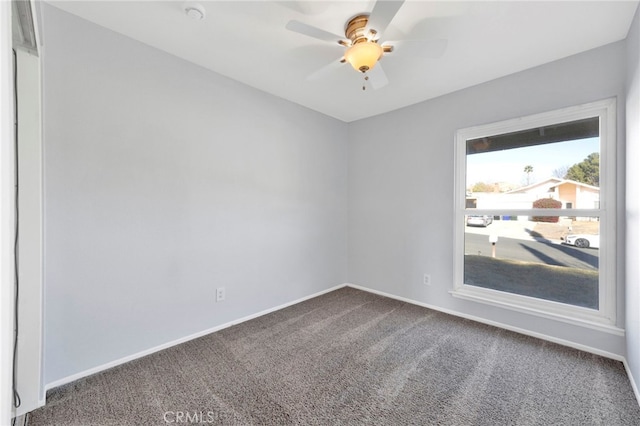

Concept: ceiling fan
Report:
left=285, top=0, right=446, bottom=90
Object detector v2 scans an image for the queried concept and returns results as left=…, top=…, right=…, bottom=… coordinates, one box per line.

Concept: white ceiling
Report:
left=46, top=1, right=639, bottom=122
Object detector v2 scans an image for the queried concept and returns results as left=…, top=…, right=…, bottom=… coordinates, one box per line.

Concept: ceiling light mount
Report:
left=345, top=14, right=371, bottom=44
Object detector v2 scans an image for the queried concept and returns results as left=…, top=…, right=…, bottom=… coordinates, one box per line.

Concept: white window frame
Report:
left=452, top=98, right=620, bottom=334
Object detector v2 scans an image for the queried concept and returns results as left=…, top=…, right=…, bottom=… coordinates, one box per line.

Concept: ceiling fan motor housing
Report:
left=345, top=14, right=373, bottom=44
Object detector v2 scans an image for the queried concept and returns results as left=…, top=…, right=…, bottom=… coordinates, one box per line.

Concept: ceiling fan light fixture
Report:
left=344, top=41, right=383, bottom=73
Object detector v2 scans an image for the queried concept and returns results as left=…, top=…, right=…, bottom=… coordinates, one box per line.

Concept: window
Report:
left=453, top=99, right=619, bottom=332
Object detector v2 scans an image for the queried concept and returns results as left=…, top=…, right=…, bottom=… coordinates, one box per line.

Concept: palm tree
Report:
left=524, top=165, right=533, bottom=185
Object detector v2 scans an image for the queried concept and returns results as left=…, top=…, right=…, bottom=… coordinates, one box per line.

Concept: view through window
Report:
left=454, top=100, right=616, bottom=326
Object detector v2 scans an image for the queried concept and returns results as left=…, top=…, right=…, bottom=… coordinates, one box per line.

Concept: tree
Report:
left=532, top=197, right=562, bottom=223
left=523, top=165, right=533, bottom=185
left=471, top=182, right=495, bottom=192
left=566, top=152, right=599, bottom=186
left=552, top=165, right=569, bottom=179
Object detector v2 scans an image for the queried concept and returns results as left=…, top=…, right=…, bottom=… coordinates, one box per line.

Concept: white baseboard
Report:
left=10, top=414, right=27, bottom=426
left=622, top=359, right=640, bottom=407
left=13, top=401, right=44, bottom=419
left=348, top=284, right=640, bottom=408
left=44, top=283, right=348, bottom=393
left=346, top=283, right=626, bottom=362
left=43, top=282, right=640, bottom=409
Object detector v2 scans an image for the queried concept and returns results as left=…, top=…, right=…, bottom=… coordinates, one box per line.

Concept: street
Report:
left=465, top=232, right=598, bottom=271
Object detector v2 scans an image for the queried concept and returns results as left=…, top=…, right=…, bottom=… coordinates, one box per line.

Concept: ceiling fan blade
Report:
left=384, top=38, right=448, bottom=59
left=286, top=20, right=345, bottom=44
left=307, top=57, right=346, bottom=81
left=367, top=63, right=389, bottom=90
left=366, top=0, right=406, bottom=39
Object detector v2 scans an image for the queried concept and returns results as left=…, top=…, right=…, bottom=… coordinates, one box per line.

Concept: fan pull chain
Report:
left=362, top=73, right=369, bottom=91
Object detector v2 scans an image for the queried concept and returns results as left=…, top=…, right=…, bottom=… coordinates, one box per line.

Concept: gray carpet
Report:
left=28, top=287, right=640, bottom=425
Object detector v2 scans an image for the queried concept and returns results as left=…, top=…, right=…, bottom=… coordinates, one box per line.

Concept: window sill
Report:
left=450, top=285, right=624, bottom=336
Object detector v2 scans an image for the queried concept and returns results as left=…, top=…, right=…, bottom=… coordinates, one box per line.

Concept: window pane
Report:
left=464, top=216, right=599, bottom=309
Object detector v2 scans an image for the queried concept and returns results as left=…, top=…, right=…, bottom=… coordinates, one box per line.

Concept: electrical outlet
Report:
left=423, top=274, right=431, bottom=286
left=216, top=287, right=226, bottom=302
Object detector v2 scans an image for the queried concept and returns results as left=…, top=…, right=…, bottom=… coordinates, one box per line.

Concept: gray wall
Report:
left=41, top=1, right=638, bottom=391
left=348, top=41, right=628, bottom=355
left=41, top=4, right=348, bottom=385
left=626, top=6, right=640, bottom=393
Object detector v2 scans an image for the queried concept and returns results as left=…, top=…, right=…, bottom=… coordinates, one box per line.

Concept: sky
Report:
left=466, top=137, right=599, bottom=187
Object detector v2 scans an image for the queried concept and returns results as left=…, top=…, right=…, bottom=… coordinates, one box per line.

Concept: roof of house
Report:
left=552, top=179, right=600, bottom=192
left=505, top=178, right=563, bottom=194
left=506, top=177, right=600, bottom=194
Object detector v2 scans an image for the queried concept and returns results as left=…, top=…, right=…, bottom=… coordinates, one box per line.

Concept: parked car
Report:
left=466, top=215, right=493, bottom=227
left=564, top=234, right=600, bottom=249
